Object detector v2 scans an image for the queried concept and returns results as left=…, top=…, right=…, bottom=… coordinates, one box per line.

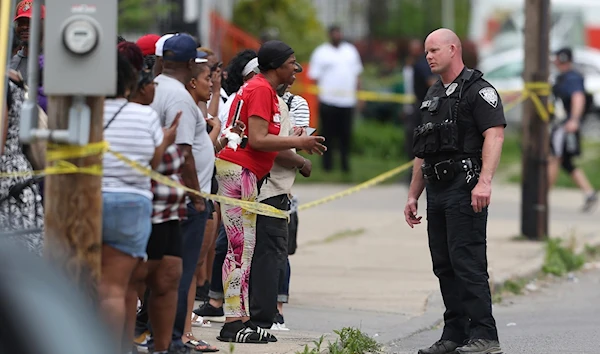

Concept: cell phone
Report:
left=305, top=127, right=317, bottom=136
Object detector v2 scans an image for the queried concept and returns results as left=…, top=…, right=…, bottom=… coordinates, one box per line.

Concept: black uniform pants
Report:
left=319, top=102, right=354, bottom=172
left=249, top=194, right=290, bottom=328
left=426, top=173, right=498, bottom=343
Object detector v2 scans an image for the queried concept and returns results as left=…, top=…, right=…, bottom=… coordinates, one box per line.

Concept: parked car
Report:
left=478, top=47, right=600, bottom=125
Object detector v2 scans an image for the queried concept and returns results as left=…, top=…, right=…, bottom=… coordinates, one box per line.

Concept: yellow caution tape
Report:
left=298, top=160, right=414, bottom=211
left=0, top=80, right=558, bottom=215
left=107, top=149, right=290, bottom=220
left=46, top=141, right=109, bottom=161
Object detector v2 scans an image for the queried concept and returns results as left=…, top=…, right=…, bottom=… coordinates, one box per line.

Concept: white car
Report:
left=477, top=47, right=600, bottom=124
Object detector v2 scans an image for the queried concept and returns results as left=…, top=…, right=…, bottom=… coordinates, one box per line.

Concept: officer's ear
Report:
left=449, top=44, right=457, bottom=58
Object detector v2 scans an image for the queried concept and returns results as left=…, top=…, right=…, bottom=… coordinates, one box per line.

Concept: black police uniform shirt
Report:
left=552, top=70, right=585, bottom=121
left=417, top=67, right=507, bottom=161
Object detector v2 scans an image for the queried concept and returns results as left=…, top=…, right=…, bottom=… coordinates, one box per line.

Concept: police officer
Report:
left=549, top=47, right=597, bottom=212
left=404, top=28, right=505, bottom=354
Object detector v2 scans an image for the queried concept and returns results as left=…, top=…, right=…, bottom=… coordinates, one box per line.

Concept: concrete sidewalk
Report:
left=189, top=182, right=599, bottom=353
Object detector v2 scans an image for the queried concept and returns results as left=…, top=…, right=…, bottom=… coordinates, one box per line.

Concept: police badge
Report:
left=478, top=87, right=498, bottom=108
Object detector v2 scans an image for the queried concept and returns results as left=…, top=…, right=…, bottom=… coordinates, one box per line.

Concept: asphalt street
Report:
left=386, top=267, right=600, bottom=354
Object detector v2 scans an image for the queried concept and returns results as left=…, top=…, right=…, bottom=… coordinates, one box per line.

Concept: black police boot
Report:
left=418, top=339, right=461, bottom=354
left=456, top=339, right=502, bottom=354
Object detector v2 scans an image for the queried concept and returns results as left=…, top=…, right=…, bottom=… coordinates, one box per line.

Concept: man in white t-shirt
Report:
left=308, top=25, right=363, bottom=172
left=149, top=33, right=217, bottom=352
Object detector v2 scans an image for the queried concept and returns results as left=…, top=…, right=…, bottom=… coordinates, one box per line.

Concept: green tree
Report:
left=232, top=0, right=326, bottom=63
left=370, top=0, right=471, bottom=39
left=118, top=0, right=175, bottom=33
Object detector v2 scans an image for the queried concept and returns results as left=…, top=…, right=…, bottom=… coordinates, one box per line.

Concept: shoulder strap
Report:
left=103, top=102, right=128, bottom=130
left=286, top=94, right=295, bottom=110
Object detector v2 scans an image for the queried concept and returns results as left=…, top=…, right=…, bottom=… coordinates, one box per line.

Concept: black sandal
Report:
left=216, top=321, right=268, bottom=344
left=183, top=332, right=219, bottom=352
left=244, top=321, right=277, bottom=342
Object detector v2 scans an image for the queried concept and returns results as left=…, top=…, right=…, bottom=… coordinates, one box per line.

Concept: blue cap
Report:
left=162, top=34, right=206, bottom=63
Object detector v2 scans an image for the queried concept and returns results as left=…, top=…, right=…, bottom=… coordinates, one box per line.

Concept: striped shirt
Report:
left=102, top=98, right=164, bottom=200
left=282, top=92, right=310, bottom=127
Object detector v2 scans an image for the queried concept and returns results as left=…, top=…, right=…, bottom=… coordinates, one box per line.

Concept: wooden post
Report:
left=44, top=96, right=104, bottom=301
left=521, top=0, right=550, bottom=240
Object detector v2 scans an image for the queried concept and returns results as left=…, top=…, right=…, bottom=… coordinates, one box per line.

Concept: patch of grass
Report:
left=542, top=237, right=586, bottom=276
left=296, top=328, right=382, bottom=354
left=297, top=328, right=382, bottom=354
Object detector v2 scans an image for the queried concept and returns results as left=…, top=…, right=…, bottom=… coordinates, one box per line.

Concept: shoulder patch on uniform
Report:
left=478, top=87, right=498, bottom=108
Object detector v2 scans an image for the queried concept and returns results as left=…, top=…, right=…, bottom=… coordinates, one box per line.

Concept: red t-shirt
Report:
left=218, top=74, right=282, bottom=179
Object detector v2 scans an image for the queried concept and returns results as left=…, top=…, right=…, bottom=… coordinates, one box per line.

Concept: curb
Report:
left=383, top=232, right=600, bottom=349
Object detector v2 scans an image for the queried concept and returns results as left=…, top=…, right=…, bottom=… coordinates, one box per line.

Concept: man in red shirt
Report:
left=215, top=40, right=326, bottom=344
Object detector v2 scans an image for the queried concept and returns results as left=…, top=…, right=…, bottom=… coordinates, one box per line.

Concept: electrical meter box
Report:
left=44, top=1, right=117, bottom=95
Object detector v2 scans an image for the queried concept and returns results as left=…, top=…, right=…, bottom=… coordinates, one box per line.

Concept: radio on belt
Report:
left=62, top=18, right=99, bottom=55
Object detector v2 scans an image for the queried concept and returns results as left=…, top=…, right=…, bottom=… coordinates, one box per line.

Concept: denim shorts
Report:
left=102, top=192, right=152, bottom=259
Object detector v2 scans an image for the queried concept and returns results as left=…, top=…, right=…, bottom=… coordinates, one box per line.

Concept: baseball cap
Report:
left=162, top=34, right=208, bottom=63
left=136, top=34, right=161, bottom=56
left=14, top=0, right=46, bottom=21
left=555, top=47, right=573, bottom=63
left=155, top=34, right=175, bottom=57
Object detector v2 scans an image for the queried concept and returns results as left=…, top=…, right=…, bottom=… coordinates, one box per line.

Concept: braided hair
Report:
left=117, top=41, right=144, bottom=72
left=111, top=52, right=137, bottom=99
left=223, top=49, right=257, bottom=95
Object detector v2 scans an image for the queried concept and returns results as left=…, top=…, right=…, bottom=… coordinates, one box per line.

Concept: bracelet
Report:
left=297, top=158, right=306, bottom=170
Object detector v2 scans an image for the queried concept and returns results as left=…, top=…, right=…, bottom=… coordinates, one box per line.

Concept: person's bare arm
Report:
left=274, top=149, right=305, bottom=169
left=208, top=96, right=220, bottom=118
left=408, top=158, right=426, bottom=201
left=470, top=126, right=504, bottom=213
left=479, top=126, right=504, bottom=185
left=179, top=144, right=204, bottom=210
left=569, top=91, right=586, bottom=124
left=247, top=116, right=304, bottom=152
left=404, top=157, right=426, bottom=228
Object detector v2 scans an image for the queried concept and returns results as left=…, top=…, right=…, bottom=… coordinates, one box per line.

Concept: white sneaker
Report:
left=270, top=322, right=290, bottom=331
left=191, top=313, right=212, bottom=328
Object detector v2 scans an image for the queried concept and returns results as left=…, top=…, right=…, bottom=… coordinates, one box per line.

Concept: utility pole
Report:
left=521, top=0, right=551, bottom=240
left=44, top=97, right=104, bottom=301
left=442, top=0, right=455, bottom=30
left=29, top=0, right=117, bottom=302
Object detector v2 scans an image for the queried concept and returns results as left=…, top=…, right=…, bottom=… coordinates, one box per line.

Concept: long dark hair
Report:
left=223, top=49, right=257, bottom=95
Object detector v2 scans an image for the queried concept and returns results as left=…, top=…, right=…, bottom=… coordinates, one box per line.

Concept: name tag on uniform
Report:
left=420, top=100, right=432, bottom=109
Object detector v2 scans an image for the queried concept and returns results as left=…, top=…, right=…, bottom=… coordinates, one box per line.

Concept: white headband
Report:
left=242, top=57, right=259, bottom=77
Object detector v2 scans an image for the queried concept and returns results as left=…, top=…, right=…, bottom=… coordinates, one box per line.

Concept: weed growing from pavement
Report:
left=296, top=328, right=382, bottom=354
left=542, top=237, right=586, bottom=276
left=491, top=237, right=600, bottom=304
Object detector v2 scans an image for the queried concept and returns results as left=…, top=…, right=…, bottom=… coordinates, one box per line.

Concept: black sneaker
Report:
left=216, top=321, right=268, bottom=344
left=244, top=320, right=277, bottom=342
left=418, top=340, right=461, bottom=354
left=193, top=302, right=225, bottom=322
left=456, top=339, right=502, bottom=354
